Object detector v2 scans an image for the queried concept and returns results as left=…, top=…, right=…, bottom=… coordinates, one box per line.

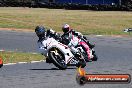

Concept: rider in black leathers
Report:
left=61, top=24, right=95, bottom=49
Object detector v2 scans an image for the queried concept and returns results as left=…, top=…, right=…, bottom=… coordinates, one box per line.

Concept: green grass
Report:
left=0, top=51, right=44, bottom=64
left=0, top=7, right=132, bottom=35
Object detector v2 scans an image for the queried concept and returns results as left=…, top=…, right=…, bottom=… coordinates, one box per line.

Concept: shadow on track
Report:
left=29, top=67, right=76, bottom=70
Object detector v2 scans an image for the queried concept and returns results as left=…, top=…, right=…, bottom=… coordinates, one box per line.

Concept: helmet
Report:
left=35, top=26, right=46, bottom=38
left=62, top=24, right=70, bottom=34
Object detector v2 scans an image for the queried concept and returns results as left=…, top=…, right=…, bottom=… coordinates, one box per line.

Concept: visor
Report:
left=62, top=28, right=69, bottom=33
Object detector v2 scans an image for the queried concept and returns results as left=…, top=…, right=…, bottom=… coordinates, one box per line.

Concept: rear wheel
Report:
left=76, top=60, right=86, bottom=68
left=48, top=47, right=67, bottom=70
left=74, top=50, right=86, bottom=68
left=77, top=45, right=91, bottom=62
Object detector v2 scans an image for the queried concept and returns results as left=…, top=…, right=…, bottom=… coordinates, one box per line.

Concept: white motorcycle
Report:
left=39, top=37, right=86, bottom=70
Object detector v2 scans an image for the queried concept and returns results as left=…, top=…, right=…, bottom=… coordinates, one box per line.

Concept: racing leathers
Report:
left=61, top=29, right=94, bottom=58
left=61, top=29, right=94, bottom=48
left=37, top=29, right=59, bottom=57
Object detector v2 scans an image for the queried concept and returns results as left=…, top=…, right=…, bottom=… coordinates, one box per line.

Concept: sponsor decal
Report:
left=76, top=66, right=131, bottom=85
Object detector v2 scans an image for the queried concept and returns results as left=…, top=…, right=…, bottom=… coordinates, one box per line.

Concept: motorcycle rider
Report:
left=61, top=24, right=95, bottom=61
left=61, top=24, right=95, bottom=49
left=35, top=26, right=59, bottom=63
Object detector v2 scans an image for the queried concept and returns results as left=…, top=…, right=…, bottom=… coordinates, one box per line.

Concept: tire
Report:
left=77, top=45, right=90, bottom=62
left=0, top=59, right=3, bottom=68
left=0, top=64, right=3, bottom=68
left=77, top=60, right=86, bottom=68
left=92, top=53, right=98, bottom=61
left=75, top=49, right=86, bottom=68
left=48, top=47, right=67, bottom=70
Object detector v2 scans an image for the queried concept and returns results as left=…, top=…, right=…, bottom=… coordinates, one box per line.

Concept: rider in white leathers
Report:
left=35, top=26, right=59, bottom=63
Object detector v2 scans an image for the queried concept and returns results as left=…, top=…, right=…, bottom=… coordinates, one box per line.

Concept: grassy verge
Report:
left=0, top=7, right=132, bottom=35
left=0, top=51, right=44, bottom=64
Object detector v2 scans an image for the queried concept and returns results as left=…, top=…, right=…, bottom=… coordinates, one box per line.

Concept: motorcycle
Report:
left=62, top=35, right=98, bottom=62
left=39, top=36, right=86, bottom=70
left=79, top=36, right=98, bottom=62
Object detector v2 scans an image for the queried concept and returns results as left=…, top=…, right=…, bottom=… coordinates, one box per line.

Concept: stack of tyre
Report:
left=0, top=57, right=3, bottom=68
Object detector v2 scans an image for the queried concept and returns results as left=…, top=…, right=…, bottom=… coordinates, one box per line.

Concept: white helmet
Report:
left=62, top=24, right=71, bottom=33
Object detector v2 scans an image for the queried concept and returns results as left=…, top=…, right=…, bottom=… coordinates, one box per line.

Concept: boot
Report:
left=46, top=58, right=52, bottom=63
left=87, top=41, right=95, bottom=49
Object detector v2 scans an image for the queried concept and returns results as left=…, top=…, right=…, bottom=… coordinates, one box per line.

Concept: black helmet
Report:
left=35, top=26, right=46, bottom=38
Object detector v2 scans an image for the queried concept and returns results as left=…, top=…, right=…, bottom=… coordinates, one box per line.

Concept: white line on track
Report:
left=30, top=61, right=42, bottom=63
left=96, top=35, right=103, bottom=37
left=4, top=63, right=17, bottom=66
left=3, top=60, right=46, bottom=66
left=17, top=62, right=28, bottom=64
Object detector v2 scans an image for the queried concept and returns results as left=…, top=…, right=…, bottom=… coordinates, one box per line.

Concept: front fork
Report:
left=67, top=52, right=86, bottom=67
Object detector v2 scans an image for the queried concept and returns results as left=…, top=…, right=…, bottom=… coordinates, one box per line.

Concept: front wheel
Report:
left=48, top=47, right=67, bottom=70
left=92, top=53, right=98, bottom=61
left=74, top=52, right=86, bottom=68
left=77, top=45, right=90, bottom=62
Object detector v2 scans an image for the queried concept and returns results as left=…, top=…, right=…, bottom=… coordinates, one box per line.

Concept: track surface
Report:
left=0, top=30, right=132, bottom=88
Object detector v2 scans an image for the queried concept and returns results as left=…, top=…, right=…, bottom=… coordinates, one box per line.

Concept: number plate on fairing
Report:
left=68, top=58, right=79, bottom=66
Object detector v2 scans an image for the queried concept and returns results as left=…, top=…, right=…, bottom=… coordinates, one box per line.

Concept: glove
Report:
left=78, top=34, right=83, bottom=39
left=77, top=32, right=83, bottom=38
left=75, top=52, right=81, bottom=57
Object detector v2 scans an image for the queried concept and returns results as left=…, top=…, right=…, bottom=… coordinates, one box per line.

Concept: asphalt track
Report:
left=0, top=30, right=132, bottom=88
